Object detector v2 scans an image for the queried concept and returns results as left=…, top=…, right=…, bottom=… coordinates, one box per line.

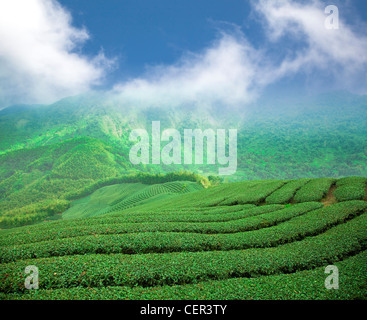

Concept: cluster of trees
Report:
left=235, top=113, right=367, bottom=180
left=0, top=199, right=70, bottom=228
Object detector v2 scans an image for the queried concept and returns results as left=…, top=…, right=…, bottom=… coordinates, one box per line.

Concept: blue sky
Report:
left=59, top=0, right=256, bottom=81
left=0, top=0, right=367, bottom=108
left=59, top=0, right=367, bottom=85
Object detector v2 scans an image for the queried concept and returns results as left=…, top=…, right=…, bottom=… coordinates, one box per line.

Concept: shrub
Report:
left=334, top=183, right=366, bottom=202
left=293, top=178, right=336, bottom=203
left=265, top=179, right=310, bottom=204
left=1, top=210, right=366, bottom=293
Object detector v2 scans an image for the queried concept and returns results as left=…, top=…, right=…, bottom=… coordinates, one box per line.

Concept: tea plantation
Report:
left=0, top=177, right=366, bottom=300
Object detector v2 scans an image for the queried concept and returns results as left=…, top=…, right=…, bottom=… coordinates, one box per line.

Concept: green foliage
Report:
left=0, top=205, right=279, bottom=249
left=3, top=250, right=365, bottom=300
left=219, top=180, right=286, bottom=205
left=64, top=171, right=208, bottom=201
left=0, top=134, right=207, bottom=227
left=1, top=92, right=367, bottom=299
left=1, top=210, right=366, bottom=293
left=0, top=137, right=128, bottom=227
left=129, top=180, right=288, bottom=210
left=3, top=201, right=363, bottom=263
left=265, top=179, right=310, bottom=204
left=0, top=199, right=70, bottom=228
left=0, top=173, right=366, bottom=300
left=51, top=143, right=120, bottom=180
left=2, top=94, right=367, bottom=182
left=1, top=92, right=367, bottom=229
left=207, top=175, right=224, bottom=186
left=334, top=177, right=366, bottom=202
left=235, top=100, right=367, bottom=180
left=293, top=178, right=336, bottom=203
left=62, top=181, right=203, bottom=219
left=0, top=205, right=257, bottom=246
left=0, top=202, right=329, bottom=263
left=336, top=176, right=367, bottom=186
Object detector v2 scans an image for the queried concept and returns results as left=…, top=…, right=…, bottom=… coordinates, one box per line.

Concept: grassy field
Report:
left=0, top=177, right=366, bottom=300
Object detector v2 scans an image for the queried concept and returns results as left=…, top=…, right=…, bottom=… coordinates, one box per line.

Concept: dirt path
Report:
left=322, top=184, right=337, bottom=207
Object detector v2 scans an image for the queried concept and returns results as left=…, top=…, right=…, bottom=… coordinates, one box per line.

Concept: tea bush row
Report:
left=293, top=178, right=336, bottom=203
left=265, top=179, right=310, bottom=204
left=3, top=250, right=365, bottom=300
left=1, top=201, right=363, bottom=263
left=1, top=213, right=366, bottom=293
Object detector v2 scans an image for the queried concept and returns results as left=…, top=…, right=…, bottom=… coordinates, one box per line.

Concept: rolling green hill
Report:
left=0, top=177, right=366, bottom=300
left=0, top=134, right=207, bottom=228
left=1, top=92, right=366, bottom=228
left=63, top=181, right=203, bottom=219
left=1, top=91, right=367, bottom=180
left=0, top=137, right=132, bottom=227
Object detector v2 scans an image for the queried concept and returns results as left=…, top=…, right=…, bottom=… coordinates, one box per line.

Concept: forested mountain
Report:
left=1, top=91, right=366, bottom=227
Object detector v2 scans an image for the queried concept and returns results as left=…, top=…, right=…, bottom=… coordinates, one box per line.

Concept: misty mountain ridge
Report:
left=1, top=90, right=366, bottom=177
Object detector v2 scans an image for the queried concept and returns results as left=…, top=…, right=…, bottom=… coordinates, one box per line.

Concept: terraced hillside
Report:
left=62, top=181, right=203, bottom=219
left=0, top=177, right=366, bottom=300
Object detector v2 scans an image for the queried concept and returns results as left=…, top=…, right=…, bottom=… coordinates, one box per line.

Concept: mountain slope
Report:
left=1, top=91, right=366, bottom=180
left=0, top=136, right=135, bottom=227
left=0, top=134, right=206, bottom=228
left=0, top=91, right=367, bottom=227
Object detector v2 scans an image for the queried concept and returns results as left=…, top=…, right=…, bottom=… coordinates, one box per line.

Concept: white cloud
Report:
left=0, top=0, right=113, bottom=106
left=113, top=0, right=367, bottom=109
left=253, top=0, right=367, bottom=90
left=113, top=32, right=267, bottom=110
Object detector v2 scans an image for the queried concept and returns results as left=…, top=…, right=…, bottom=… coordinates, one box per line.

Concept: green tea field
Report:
left=1, top=177, right=366, bottom=300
